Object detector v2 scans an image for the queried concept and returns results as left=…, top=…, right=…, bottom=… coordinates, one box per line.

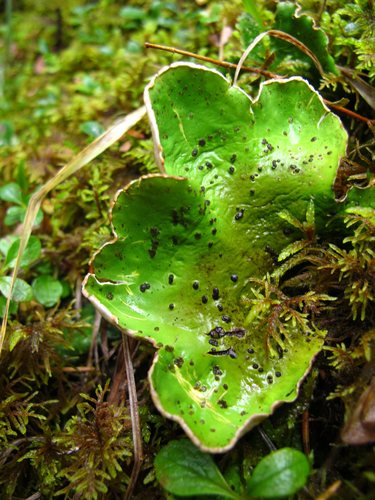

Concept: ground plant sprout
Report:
left=83, top=62, right=369, bottom=452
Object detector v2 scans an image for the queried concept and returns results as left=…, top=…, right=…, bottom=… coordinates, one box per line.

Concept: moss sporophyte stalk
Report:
left=82, top=62, right=375, bottom=452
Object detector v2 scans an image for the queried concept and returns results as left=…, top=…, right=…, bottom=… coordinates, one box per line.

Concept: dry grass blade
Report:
left=339, top=66, right=375, bottom=111
left=144, top=42, right=279, bottom=79
left=0, top=106, right=147, bottom=355
left=234, top=29, right=324, bottom=86
left=122, top=333, right=144, bottom=500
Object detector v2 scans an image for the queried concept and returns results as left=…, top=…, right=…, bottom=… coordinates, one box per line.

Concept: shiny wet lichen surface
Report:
left=83, top=63, right=350, bottom=451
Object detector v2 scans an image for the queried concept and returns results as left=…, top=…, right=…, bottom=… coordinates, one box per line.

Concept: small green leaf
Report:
left=61, top=280, right=71, bottom=298
left=119, top=6, right=147, bottom=20
left=305, top=198, right=315, bottom=228
left=0, top=183, right=23, bottom=205
left=278, top=240, right=309, bottom=261
left=246, top=448, right=310, bottom=499
left=154, top=440, right=240, bottom=500
left=0, top=295, right=18, bottom=318
left=76, top=75, right=102, bottom=95
left=223, top=464, right=243, bottom=497
left=80, top=121, right=105, bottom=138
left=17, top=160, right=29, bottom=193
left=0, top=276, right=33, bottom=302
left=0, top=235, right=19, bottom=257
left=4, top=236, right=42, bottom=269
left=0, top=120, right=15, bottom=147
left=32, top=275, right=63, bottom=307
left=4, top=206, right=26, bottom=225
left=277, top=210, right=303, bottom=231
left=8, top=328, right=28, bottom=351
left=346, top=206, right=375, bottom=222
left=241, top=0, right=264, bottom=32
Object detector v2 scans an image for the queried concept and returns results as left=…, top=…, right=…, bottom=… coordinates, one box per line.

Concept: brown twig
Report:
left=87, top=310, right=101, bottom=370
left=324, top=99, right=375, bottom=125
left=302, top=410, right=311, bottom=456
left=75, top=277, right=82, bottom=312
left=123, top=333, right=144, bottom=500
left=38, top=366, right=96, bottom=372
left=144, top=42, right=280, bottom=79
left=25, top=492, right=41, bottom=500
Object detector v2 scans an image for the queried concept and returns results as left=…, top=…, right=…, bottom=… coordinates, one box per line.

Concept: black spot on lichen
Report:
left=140, top=283, right=151, bottom=292
left=169, top=304, right=174, bottom=310
left=212, top=287, right=219, bottom=300
left=231, top=274, right=238, bottom=282
left=195, top=232, right=201, bottom=239
left=222, top=315, right=231, bottom=323
left=192, top=148, right=198, bottom=156
left=213, top=365, right=222, bottom=376
left=174, top=357, right=184, bottom=367
left=193, top=282, right=199, bottom=290
left=198, top=139, right=206, bottom=147
left=165, top=345, right=174, bottom=352
left=169, top=274, right=174, bottom=284
left=106, top=292, right=114, bottom=300
left=148, top=249, right=156, bottom=258
left=202, top=295, right=208, bottom=304
left=209, top=326, right=225, bottom=339
left=150, top=227, right=160, bottom=237
left=217, top=304, right=223, bottom=311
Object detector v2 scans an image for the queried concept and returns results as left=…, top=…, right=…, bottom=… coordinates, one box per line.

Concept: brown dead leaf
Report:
left=341, top=375, right=375, bottom=445
left=127, top=129, right=145, bottom=139
left=34, top=55, right=46, bottom=75
left=119, top=140, right=132, bottom=153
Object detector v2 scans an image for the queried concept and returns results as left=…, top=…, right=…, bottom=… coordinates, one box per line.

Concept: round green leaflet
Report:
left=82, top=63, right=371, bottom=452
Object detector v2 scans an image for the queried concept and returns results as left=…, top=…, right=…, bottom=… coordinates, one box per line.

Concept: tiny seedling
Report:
left=154, top=439, right=310, bottom=499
